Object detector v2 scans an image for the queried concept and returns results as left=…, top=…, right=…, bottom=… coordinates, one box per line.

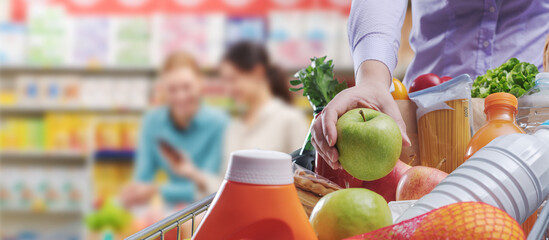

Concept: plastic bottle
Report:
left=464, top=92, right=525, bottom=160
left=517, top=72, right=549, bottom=133
left=397, top=120, right=549, bottom=224
left=193, top=149, right=317, bottom=240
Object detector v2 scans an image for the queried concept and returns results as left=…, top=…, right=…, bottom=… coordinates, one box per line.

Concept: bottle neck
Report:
left=485, top=105, right=517, bottom=122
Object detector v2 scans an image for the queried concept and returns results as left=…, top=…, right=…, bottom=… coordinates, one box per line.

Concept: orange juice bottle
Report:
left=193, top=150, right=317, bottom=240
left=463, top=92, right=535, bottom=234
left=464, top=92, right=525, bottom=160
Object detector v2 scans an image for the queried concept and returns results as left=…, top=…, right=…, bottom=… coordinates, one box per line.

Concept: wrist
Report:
left=356, top=60, right=392, bottom=90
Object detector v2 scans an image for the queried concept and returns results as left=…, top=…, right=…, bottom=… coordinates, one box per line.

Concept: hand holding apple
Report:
left=336, top=108, right=402, bottom=181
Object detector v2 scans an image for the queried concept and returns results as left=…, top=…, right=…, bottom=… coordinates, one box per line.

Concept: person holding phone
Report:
left=121, top=52, right=229, bottom=206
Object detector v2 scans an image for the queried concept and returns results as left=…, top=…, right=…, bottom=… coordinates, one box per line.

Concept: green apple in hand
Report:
left=336, top=108, right=402, bottom=181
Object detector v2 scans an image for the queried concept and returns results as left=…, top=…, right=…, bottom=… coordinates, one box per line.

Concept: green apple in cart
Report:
left=336, top=108, right=402, bottom=181
left=309, top=188, right=392, bottom=240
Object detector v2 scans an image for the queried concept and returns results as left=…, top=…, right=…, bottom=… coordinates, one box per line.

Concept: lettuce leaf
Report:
left=290, top=56, right=347, bottom=111
left=471, top=58, right=539, bottom=98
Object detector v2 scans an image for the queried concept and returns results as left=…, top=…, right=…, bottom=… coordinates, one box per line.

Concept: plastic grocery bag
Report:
left=409, top=74, right=474, bottom=173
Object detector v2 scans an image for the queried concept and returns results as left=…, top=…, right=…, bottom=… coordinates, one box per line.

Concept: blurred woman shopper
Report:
left=121, top=52, right=229, bottom=207
left=219, top=41, right=309, bottom=160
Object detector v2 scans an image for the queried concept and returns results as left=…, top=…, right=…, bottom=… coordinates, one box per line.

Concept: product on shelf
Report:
left=112, top=16, right=153, bottom=67
left=0, top=117, right=45, bottom=151
left=44, top=113, right=91, bottom=152
left=0, top=23, right=26, bottom=65
left=11, top=75, right=150, bottom=109
left=0, top=166, right=84, bottom=212
left=95, top=117, right=140, bottom=152
left=26, top=4, right=70, bottom=66
left=71, top=17, right=110, bottom=67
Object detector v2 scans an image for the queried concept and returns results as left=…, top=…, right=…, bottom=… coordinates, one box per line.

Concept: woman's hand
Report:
left=120, top=182, right=157, bottom=207
left=311, top=60, right=411, bottom=170
left=159, top=142, right=208, bottom=192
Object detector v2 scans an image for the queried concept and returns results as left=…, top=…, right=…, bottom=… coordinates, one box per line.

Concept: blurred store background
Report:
left=0, top=0, right=413, bottom=239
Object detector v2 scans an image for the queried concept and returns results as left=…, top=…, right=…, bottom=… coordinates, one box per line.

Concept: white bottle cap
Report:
left=225, top=149, right=294, bottom=185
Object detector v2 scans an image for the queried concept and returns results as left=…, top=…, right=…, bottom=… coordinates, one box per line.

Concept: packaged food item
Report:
left=409, top=74, right=473, bottom=173
left=396, top=121, right=549, bottom=225
left=465, top=92, right=524, bottom=160
left=517, top=72, right=549, bottom=133
left=194, top=150, right=316, bottom=239
left=293, top=164, right=341, bottom=216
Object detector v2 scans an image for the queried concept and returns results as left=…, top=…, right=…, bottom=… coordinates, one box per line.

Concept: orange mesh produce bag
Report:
left=346, top=202, right=525, bottom=240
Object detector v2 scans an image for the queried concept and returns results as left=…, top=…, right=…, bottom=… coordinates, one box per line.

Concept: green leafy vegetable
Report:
left=471, top=58, right=539, bottom=98
left=290, top=56, right=348, bottom=111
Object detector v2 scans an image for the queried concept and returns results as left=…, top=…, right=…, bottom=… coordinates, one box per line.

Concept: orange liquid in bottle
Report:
left=193, top=150, right=316, bottom=240
left=464, top=92, right=534, bottom=234
left=464, top=92, right=525, bottom=159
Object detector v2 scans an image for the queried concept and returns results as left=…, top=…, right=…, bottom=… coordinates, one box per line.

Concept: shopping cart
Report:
left=126, top=192, right=549, bottom=240
left=125, top=194, right=215, bottom=240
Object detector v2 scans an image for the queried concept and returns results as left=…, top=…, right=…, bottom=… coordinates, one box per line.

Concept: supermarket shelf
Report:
left=0, top=66, right=156, bottom=75
left=0, top=150, right=86, bottom=162
left=0, top=105, right=146, bottom=114
left=0, top=209, right=82, bottom=216
left=94, top=150, right=135, bottom=162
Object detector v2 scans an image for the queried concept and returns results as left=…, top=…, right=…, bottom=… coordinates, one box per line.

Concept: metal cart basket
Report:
left=126, top=193, right=549, bottom=240
left=126, top=194, right=215, bottom=240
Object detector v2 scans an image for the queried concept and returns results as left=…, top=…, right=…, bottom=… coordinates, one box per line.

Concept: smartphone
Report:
left=158, top=139, right=184, bottom=163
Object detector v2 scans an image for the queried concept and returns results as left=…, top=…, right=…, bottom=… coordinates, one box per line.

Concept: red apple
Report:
left=409, top=73, right=441, bottom=93
left=440, top=76, right=452, bottom=82
left=396, top=166, right=448, bottom=201
left=361, top=160, right=411, bottom=202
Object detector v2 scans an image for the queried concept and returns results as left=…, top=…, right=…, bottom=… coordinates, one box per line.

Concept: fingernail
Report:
left=326, top=137, right=332, bottom=147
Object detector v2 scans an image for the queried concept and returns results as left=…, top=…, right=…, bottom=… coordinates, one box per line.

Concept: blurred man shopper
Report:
left=121, top=52, right=228, bottom=207
left=312, top=0, right=549, bottom=169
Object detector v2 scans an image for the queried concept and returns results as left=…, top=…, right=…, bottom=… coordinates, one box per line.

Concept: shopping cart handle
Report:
left=125, top=193, right=216, bottom=240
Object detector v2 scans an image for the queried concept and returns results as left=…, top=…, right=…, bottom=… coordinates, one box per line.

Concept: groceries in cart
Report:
left=128, top=56, right=549, bottom=240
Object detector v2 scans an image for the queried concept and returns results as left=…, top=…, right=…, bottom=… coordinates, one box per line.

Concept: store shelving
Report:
left=0, top=209, right=83, bottom=216
left=0, top=66, right=157, bottom=75
left=0, top=105, right=146, bottom=114
left=0, top=150, right=86, bottom=162
left=94, top=150, right=135, bottom=162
